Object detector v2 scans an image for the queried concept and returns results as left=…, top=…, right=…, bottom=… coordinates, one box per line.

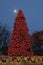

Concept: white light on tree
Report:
left=13, top=9, right=17, bottom=13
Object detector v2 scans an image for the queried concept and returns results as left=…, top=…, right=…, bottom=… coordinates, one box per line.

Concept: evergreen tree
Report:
left=0, top=24, right=10, bottom=55
left=8, top=10, right=33, bottom=57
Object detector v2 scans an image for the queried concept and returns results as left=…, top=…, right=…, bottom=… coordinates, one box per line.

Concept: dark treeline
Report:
left=0, top=24, right=43, bottom=56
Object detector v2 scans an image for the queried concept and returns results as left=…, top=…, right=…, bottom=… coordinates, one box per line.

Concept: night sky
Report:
left=0, top=0, right=43, bottom=35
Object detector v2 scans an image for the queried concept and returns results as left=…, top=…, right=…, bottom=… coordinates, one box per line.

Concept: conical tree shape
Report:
left=8, top=10, right=33, bottom=57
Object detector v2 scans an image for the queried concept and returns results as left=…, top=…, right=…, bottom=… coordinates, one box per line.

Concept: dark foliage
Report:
left=0, top=24, right=10, bottom=55
left=32, top=31, right=43, bottom=56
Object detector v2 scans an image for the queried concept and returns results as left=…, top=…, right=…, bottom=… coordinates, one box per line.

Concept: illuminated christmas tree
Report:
left=8, top=10, right=33, bottom=57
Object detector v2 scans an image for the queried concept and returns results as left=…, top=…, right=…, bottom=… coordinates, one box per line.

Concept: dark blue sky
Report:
left=0, top=0, right=43, bottom=34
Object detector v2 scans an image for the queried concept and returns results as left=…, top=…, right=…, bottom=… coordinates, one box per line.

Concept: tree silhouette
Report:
left=32, top=31, right=43, bottom=55
left=0, top=24, right=10, bottom=55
